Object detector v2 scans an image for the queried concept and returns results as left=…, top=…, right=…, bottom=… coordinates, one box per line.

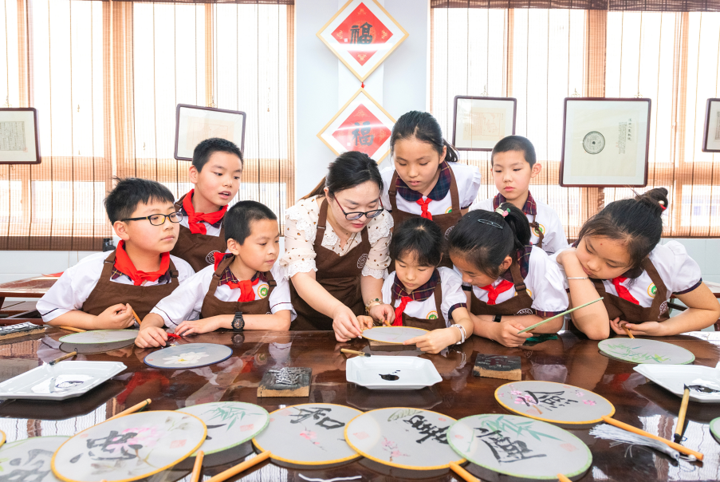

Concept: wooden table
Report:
left=0, top=328, right=718, bottom=481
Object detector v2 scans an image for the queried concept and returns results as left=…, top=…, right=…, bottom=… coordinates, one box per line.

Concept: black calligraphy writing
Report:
left=474, top=427, right=546, bottom=464
left=289, top=407, right=344, bottom=430
left=403, top=415, right=449, bottom=445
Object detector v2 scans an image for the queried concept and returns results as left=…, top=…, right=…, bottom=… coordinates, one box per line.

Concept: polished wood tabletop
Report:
left=0, top=327, right=718, bottom=481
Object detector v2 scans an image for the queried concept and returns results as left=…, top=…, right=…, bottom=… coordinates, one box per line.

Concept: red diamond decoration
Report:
left=331, top=104, right=391, bottom=159
left=331, top=3, right=393, bottom=66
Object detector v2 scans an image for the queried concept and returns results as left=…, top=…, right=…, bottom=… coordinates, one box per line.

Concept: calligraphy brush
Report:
left=623, top=325, right=635, bottom=339
left=673, top=384, right=690, bottom=443
left=59, top=326, right=85, bottom=333
left=600, top=416, right=703, bottom=461
left=107, top=398, right=152, bottom=421
left=131, top=308, right=142, bottom=326
left=590, top=423, right=687, bottom=461
left=557, top=475, right=572, bottom=482
left=341, top=348, right=371, bottom=357
left=517, top=297, right=603, bottom=334
left=49, top=351, right=77, bottom=365
left=190, top=451, right=204, bottom=482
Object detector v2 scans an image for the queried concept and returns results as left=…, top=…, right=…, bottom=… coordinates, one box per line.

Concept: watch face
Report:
left=232, top=333, right=245, bottom=345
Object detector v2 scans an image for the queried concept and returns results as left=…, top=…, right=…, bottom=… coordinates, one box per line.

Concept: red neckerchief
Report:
left=612, top=277, right=639, bottom=304
left=480, top=279, right=514, bottom=305
left=393, top=296, right=412, bottom=326
left=182, top=189, right=227, bottom=235
left=114, top=241, right=170, bottom=286
left=213, top=252, right=259, bottom=302
left=416, top=198, right=433, bottom=220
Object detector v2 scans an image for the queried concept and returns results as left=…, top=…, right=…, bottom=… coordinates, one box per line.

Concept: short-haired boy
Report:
left=470, top=135, right=568, bottom=254
left=37, top=178, right=195, bottom=330
left=171, top=137, right=243, bottom=271
left=138, top=201, right=295, bottom=348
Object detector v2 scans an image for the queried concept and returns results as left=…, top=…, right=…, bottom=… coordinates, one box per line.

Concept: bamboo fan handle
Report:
left=449, top=462, right=479, bottom=482
left=190, top=451, right=204, bottom=482
left=558, top=474, right=572, bottom=482
left=206, top=451, right=271, bottom=482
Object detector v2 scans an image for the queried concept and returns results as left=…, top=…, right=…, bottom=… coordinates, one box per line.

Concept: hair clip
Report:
left=478, top=218, right=503, bottom=229
left=658, top=200, right=666, bottom=211
left=494, top=207, right=509, bottom=217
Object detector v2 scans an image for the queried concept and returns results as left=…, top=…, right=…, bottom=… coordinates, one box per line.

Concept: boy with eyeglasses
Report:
left=37, top=178, right=195, bottom=330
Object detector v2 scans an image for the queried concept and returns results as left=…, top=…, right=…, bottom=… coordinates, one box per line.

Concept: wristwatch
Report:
left=493, top=314, right=502, bottom=323
left=231, top=312, right=245, bottom=332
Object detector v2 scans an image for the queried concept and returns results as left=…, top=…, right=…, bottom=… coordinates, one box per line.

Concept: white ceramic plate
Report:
left=58, top=329, right=139, bottom=344
left=361, top=326, right=428, bottom=344
left=0, top=361, right=126, bottom=401
left=346, top=355, right=442, bottom=390
left=598, top=338, right=695, bottom=365
left=634, top=364, right=720, bottom=403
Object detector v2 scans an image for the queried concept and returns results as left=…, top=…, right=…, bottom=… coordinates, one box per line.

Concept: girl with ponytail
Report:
left=280, top=151, right=395, bottom=341
left=380, top=111, right=481, bottom=263
left=448, top=204, right=569, bottom=347
left=555, top=188, right=719, bottom=339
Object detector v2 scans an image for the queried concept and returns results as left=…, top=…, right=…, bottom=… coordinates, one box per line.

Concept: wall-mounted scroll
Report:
left=174, top=104, right=246, bottom=161
left=317, top=0, right=408, bottom=82
left=560, top=98, right=651, bottom=187
left=318, top=88, right=395, bottom=162
left=702, top=98, right=720, bottom=152
left=0, top=108, right=40, bottom=165
left=452, top=96, right=516, bottom=151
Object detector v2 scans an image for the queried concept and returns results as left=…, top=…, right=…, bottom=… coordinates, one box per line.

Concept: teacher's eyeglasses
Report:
left=334, top=198, right=384, bottom=221
left=121, top=211, right=184, bottom=226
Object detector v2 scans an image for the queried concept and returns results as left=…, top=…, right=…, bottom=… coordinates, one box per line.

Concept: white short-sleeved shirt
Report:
left=37, top=251, right=195, bottom=323
left=280, top=196, right=393, bottom=280
left=553, top=241, right=702, bottom=309
left=381, top=267, right=467, bottom=325
left=150, top=263, right=296, bottom=328
left=470, top=193, right=569, bottom=255
left=465, top=247, right=569, bottom=316
left=380, top=162, right=482, bottom=216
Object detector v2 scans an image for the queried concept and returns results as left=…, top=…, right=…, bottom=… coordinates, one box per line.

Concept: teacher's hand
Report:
left=332, top=305, right=363, bottom=342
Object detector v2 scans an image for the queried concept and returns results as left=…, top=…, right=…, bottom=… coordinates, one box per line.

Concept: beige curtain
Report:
left=0, top=0, right=294, bottom=250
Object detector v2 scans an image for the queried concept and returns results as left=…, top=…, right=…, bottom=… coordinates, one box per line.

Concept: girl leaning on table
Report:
left=447, top=205, right=569, bottom=348
left=280, top=151, right=395, bottom=341
left=553, top=188, right=720, bottom=340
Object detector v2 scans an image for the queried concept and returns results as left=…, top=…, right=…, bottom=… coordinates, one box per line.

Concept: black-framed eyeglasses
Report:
left=334, top=197, right=384, bottom=221
left=121, top=211, right=184, bottom=226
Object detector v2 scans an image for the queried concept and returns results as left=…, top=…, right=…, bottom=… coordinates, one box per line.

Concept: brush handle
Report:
left=206, top=451, right=270, bottom=482
left=190, top=451, right=204, bottom=482
left=557, top=474, right=572, bottom=482
left=59, top=326, right=85, bottom=333
left=517, top=298, right=603, bottom=334
left=601, top=416, right=703, bottom=461
left=131, top=309, right=142, bottom=326
left=623, top=325, right=635, bottom=339
left=107, top=399, right=152, bottom=421
left=49, top=351, right=77, bottom=365
left=340, top=348, right=369, bottom=357
left=449, top=462, right=479, bottom=482
left=674, top=387, right=691, bottom=443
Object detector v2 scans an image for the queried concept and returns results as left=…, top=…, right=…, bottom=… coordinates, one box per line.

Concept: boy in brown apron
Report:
left=139, top=201, right=295, bottom=348
left=470, top=136, right=568, bottom=255
left=38, top=178, right=195, bottom=330
left=171, top=138, right=243, bottom=271
left=376, top=218, right=473, bottom=354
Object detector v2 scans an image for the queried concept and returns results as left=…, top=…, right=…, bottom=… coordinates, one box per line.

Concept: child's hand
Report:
left=611, top=318, right=665, bottom=337
left=357, top=315, right=375, bottom=330
left=135, top=326, right=168, bottom=348
left=176, top=319, right=218, bottom=337
left=556, top=248, right=578, bottom=266
left=491, top=320, right=533, bottom=347
left=332, top=305, right=363, bottom=342
left=368, top=303, right=394, bottom=325
left=404, top=327, right=460, bottom=354
left=97, top=303, right=136, bottom=329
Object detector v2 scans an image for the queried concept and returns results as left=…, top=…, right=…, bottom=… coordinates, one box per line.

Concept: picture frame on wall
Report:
left=0, top=108, right=40, bottom=165
left=702, top=98, right=720, bottom=152
left=317, top=0, right=409, bottom=82
left=452, top=96, right=517, bottom=151
left=174, top=104, right=246, bottom=161
left=560, top=97, right=651, bottom=187
left=317, top=88, right=395, bottom=162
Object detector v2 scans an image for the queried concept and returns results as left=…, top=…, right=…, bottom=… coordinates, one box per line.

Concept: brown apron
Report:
left=200, top=255, right=276, bottom=318
left=290, top=198, right=371, bottom=331
left=82, top=251, right=179, bottom=319
left=391, top=278, right=446, bottom=330
left=388, top=168, right=462, bottom=269
left=530, top=220, right=545, bottom=249
left=469, top=261, right=535, bottom=316
left=170, top=194, right=227, bottom=272
left=592, top=258, right=670, bottom=323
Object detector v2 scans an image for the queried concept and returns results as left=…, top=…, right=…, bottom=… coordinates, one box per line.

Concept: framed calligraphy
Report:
left=317, top=88, right=395, bottom=162
left=317, top=0, right=409, bottom=82
left=452, top=96, right=517, bottom=151
left=702, top=98, right=720, bottom=152
left=560, top=98, right=651, bottom=187
left=174, top=104, right=246, bottom=161
left=0, top=108, right=40, bottom=165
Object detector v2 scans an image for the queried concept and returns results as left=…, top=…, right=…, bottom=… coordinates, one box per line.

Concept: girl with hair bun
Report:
left=380, top=111, right=481, bottom=264
left=281, top=151, right=395, bottom=341
left=555, top=188, right=720, bottom=339
left=448, top=203, right=569, bottom=347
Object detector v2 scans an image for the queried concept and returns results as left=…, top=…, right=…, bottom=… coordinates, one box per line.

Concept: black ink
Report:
left=380, top=374, right=399, bottom=381
left=475, top=427, right=546, bottom=464
left=520, top=390, right=579, bottom=411
left=404, top=415, right=449, bottom=445
left=289, top=407, right=345, bottom=430
left=85, top=430, right=140, bottom=461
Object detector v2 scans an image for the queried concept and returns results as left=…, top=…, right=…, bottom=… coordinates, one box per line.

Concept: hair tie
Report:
left=495, top=207, right=509, bottom=218
left=658, top=200, right=666, bottom=211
